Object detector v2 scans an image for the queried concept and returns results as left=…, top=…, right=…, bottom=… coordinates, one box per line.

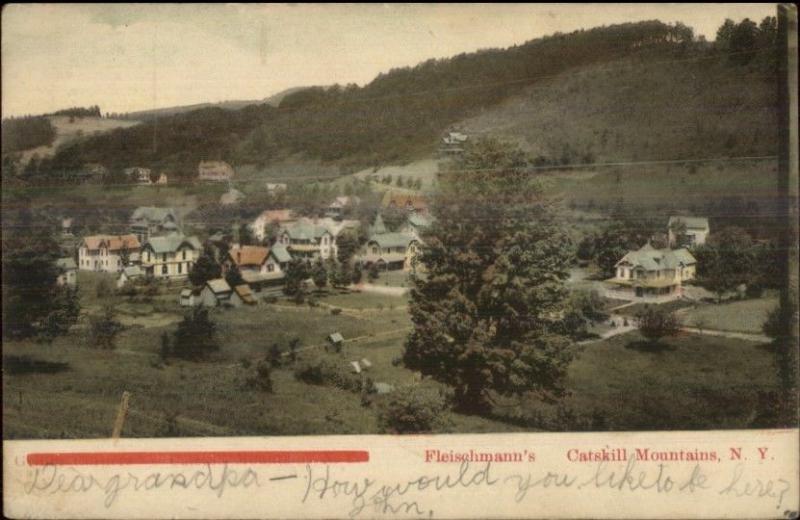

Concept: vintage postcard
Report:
left=2, top=3, right=798, bottom=518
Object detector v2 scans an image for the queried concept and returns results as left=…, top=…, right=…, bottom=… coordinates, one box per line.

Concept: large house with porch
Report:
left=140, top=233, right=202, bottom=279
left=607, top=242, right=697, bottom=299
left=251, top=209, right=296, bottom=242
left=224, top=244, right=292, bottom=276
left=78, top=234, right=141, bottom=273
left=277, top=217, right=359, bottom=260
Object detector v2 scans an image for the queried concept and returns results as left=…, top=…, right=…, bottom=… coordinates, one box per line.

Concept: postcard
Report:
left=2, top=3, right=798, bottom=519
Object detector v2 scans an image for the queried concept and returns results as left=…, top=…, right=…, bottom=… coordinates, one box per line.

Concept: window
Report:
left=178, top=263, right=183, bottom=274
left=162, top=265, right=168, bottom=275
left=182, top=249, right=187, bottom=260
left=162, top=253, right=167, bottom=262
left=146, top=252, right=151, bottom=262
left=372, top=246, right=378, bottom=254
left=268, top=264, right=274, bottom=272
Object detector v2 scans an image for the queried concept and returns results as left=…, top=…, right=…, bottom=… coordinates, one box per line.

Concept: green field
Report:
left=3, top=278, right=782, bottom=438
left=684, top=296, right=778, bottom=334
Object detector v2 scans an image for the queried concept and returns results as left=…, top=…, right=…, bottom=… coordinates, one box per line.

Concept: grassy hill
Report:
left=37, top=20, right=729, bottom=179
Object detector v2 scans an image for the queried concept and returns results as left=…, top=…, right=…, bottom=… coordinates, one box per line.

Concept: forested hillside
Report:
left=25, top=18, right=778, bottom=183
left=1, top=116, right=56, bottom=153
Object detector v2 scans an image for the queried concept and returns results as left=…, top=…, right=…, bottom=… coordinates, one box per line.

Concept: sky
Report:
left=1, top=3, right=777, bottom=117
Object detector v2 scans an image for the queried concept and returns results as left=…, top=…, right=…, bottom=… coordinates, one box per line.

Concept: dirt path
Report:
left=348, top=283, right=408, bottom=296
left=679, top=327, right=771, bottom=343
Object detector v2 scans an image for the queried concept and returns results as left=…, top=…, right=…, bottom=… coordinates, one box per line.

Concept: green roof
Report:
left=131, top=206, right=177, bottom=223
left=617, top=243, right=696, bottom=271
left=370, top=213, right=387, bottom=234
left=368, top=232, right=414, bottom=249
left=270, top=244, right=292, bottom=263
left=144, top=234, right=201, bottom=254
left=284, top=221, right=329, bottom=241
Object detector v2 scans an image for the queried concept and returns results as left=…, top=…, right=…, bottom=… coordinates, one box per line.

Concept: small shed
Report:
left=327, top=332, right=344, bottom=352
left=199, top=278, right=233, bottom=307
left=180, top=288, right=200, bottom=307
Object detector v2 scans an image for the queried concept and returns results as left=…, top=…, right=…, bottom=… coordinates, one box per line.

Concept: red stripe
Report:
left=27, top=450, right=369, bottom=466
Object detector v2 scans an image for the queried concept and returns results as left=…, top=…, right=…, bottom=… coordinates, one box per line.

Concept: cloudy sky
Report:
left=2, top=3, right=776, bottom=117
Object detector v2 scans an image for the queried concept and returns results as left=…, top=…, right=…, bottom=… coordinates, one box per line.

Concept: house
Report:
left=265, top=182, right=287, bottom=194
left=61, top=218, right=74, bottom=236
left=129, top=207, right=180, bottom=243
left=381, top=191, right=429, bottom=214
left=116, top=265, right=144, bottom=288
left=124, top=167, right=153, bottom=185
left=55, top=258, right=77, bottom=287
left=140, top=234, right=202, bottom=279
left=607, top=242, right=697, bottom=299
left=251, top=209, right=296, bottom=242
left=439, top=131, right=468, bottom=155
left=78, top=234, right=141, bottom=273
left=156, top=172, right=168, bottom=185
left=668, top=216, right=710, bottom=248
left=400, top=212, right=432, bottom=240
left=224, top=244, right=290, bottom=276
left=199, top=278, right=233, bottom=307
left=241, top=270, right=286, bottom=295
left=220, top=187, right=245, bottom=206
left=327, top=332, right=344, bottom=352
left=360, top=232, right=420, bottom=272
left=325, top=196, right=360, bottom=219
left=198, top=160, right=235, bottom=181
left=277, top=217, right=360, bottom=260
left=233, top=284, right=257, bottom=306
left=179, top=288, right=200, bottom=307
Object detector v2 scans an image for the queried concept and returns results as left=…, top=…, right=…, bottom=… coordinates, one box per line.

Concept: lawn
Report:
left=683, top=296, right=778, bottom=334
left=370, top=269, right=414, bottom=288
left=511, top=330, right=782, bottom=431
left=613, top=299, right=696, bottom=318
left=3, top=283, right=783, bottom=439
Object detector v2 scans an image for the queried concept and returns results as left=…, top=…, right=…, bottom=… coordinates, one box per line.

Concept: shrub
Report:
left=87, top=306, right=123, bottom=349
left=293, top=353, right=361, bottom=392
left=330, top=307, right=342, bottom=315
left=247, top=359, right=273, bottom=392
left=377, top=384, right=452, bottom=434
left=171, top=307, right=219, bottom=360
left=636, top=306, right=680, bottom=344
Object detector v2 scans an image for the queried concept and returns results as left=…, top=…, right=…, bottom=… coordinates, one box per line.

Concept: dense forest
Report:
left=47, top=106, right=102, bottom=118
left=1, top=116, right=56, bottom=154
left=21, top=18, right=779, bottom=183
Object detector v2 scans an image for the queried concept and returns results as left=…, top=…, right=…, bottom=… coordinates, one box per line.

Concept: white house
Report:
left=124, top=167, right=153, bottom=185
left=140, top=234, right=202, bottom=279
left=78, top=234, right=141, bottom=273
left=360, top=232, right=420, bottom=272
left=668, top=216, right=710, bottom=248
left=55, top=258, right=77, bottom=287
left=607, top=242, right=697, bottom=299
left=225, top=244, right=292, bottom=276
left=180, top=288, right=201, bottom=307
left=277, top=217, right=359, bottom=260
left=325, top=196, right=360, bottom=219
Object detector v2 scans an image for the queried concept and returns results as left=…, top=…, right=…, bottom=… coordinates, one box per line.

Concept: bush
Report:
left=377, top=384, right=452, bottom=434
left=330, top=307, right=342, bottom=315
left=636, top=306, right=680, bottom=344
left=246, top=359, right=273, bottom=392
left=87, top=307, right=123, bottom=350
left=293, top=353, right=362, bottom=392
left=171, top=307, right=219, bottom=360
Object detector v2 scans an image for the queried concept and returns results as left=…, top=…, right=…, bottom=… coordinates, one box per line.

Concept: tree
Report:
left=636, top=306, right=680, bottom=345
left=238, top=222, right=256, bottom=246
left=88, top=306, right=124, bottom=350
left=377, top=384, right=452, bottom=433
left=595, top=225, right=632, bottom=278
left=694, top=227, right=757, bottom=302
left=367, top=262, right=380, bottom=282
left=189, top=250, right=222, bottom=287
left=172, top=308, right=219, bottom=360
left=335, top=230, right=360, bottom=264
left=576, top=235, right=596, bottom=262
left=2, top=208, right=79, bottom=340
left=119, top=245, right=131, bottom=268
left=351, top=264, right=363, bottom=285
left=403, top=138, right=574, bottom=413
left=283, top=258, right=310, bottom=297
left=311, top=258, right=328, bottom=291
left=225, top=264, right=244, bottom=288
left=715, top=19, right=736, bottom=50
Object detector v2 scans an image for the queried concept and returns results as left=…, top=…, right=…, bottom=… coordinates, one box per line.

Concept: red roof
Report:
left=82, top=234, right=140, bottom=252
left=228, top=245, right=269, bottom=267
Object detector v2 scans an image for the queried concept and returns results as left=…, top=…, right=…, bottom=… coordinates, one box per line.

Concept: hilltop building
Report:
left=607, top=242, right=697, bottom=299
left=668, top=216, right=710, bottom=248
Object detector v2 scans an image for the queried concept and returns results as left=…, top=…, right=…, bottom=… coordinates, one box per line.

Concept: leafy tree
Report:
left=172, top=308, right=219, bottom=360
left=247, top=359, right=273, bottom=392
left=311, top=258, right=328, bottom=290
left=335, top=230, right=360, bottom=264
left=283, top=258, right=310, bottom=297
left=237, top=221, right=256, bottom=246
left=595, top=225, right=632, bottom=278
left=351, top=264, right=363, bottom=284
left=189, top=250, right=222, bottom=287
left=268, top=343, right=282, bottom=367
left=367, top=262, right=380, bottom=282
left=88, top=306, right=124, bottom=350
left=694, top=227, right=757, bottom=301
left=635, top=306, right=680, bottom=345
left=576, top=234, right=596, bottom=262
left=119, top=245, right=131, bottom=267
left=225, top=264, right=245, bottom=288
left=404, top=138, right=574, bottom=413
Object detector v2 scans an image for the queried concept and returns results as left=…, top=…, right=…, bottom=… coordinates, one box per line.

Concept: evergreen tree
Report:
left=189, top=249, right=222, bottom=287
left=225, top=264, right=245, bottom=288
left=335, top=230, right=360, bottom=264
left=311, top=258, right=328, bottom=291
left=283, top=258, right=310, bottom=297
left=172, top=308, right=219, bottom=360
left=404, top=138, right=574, bottom=413
left=2, top=208, right=79, bottom=339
